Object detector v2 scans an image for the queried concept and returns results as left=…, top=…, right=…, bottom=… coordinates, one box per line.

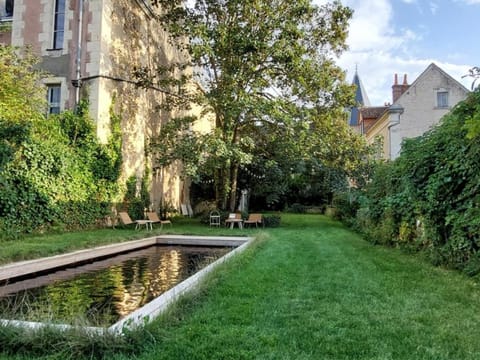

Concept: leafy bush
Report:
left=349, top=89, right=480, bottom=273
left=288, top=203, right=306, bottom=213
left=330, top=191, right=362, bottom=228
left=263, top=214, right=281, bottom=227
left=0, top=103, right=122, bottom=237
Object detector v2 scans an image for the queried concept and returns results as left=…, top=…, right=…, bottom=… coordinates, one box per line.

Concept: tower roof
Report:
left=352, top=70, right=370, bottom=107
left=349, top=69, right=370, bottom=126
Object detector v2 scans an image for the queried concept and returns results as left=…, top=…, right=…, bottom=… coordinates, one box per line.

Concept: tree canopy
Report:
left=143, top=0, right=364, bottom=210
left=0, top=45, right=46, bottom=123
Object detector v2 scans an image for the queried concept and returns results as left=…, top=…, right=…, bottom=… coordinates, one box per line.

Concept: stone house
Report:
left=353, top=63, right=469, bottom=160
left=0, top=0, right=209, bottom=213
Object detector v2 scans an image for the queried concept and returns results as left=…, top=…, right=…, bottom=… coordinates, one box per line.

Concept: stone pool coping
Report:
left=0, top=235, right=249, bottom=283
left=0, top=235, right=254, bottom=334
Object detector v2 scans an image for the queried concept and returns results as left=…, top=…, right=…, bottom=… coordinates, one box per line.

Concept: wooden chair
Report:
left=118, top=212, right=153, bottom=230
left=146, top=212, right=172, bottom=229
left=244, top=213, right=263, bottom=228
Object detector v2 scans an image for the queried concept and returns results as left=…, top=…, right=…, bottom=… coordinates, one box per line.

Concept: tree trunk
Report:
left=228, top=163, right=239, bottom=212
left=214, top=166, right=230, bottom=210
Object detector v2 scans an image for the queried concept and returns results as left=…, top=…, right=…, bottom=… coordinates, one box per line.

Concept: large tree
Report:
left=147, top=0, right=354, bottom=210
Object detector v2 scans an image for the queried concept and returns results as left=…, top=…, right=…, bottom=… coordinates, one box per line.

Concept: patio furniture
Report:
left=209, top=210, right=221, bottom=227
left=146, top=212, right=172, bottom=229
left=118, top=212, right=153, bottom=230
left=225, top=213, right=243, bottom=229
left=244, top=213, right=264, bottom=228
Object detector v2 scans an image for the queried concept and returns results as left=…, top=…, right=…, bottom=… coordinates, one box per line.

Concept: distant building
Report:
left=0, top=0, right=208, bottom=212
left=350, top=63, right=469, bottom=160
left=348, top=68, right=371, bottom=132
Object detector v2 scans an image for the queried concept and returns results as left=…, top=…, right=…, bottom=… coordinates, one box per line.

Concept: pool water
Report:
left=0, top=245, right=230, bottom=327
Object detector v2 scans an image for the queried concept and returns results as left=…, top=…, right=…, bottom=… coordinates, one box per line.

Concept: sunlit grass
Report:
left=2, top=214, right=480, bottom=359
left=0, top=216, right=250, bottom=265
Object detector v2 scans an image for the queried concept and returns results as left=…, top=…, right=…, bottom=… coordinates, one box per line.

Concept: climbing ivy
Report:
left=0, top=102, right=123, bottom=239
left=350, top=89, right=480, bottom=275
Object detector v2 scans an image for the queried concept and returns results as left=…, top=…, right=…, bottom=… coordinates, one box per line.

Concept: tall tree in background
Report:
left=148, top=0, right=355, bottom=210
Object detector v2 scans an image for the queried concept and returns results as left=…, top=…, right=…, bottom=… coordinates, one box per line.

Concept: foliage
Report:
left=157, top=200, right=177, bottom=220
left=0, top=323, right=147, bottom=360
left=232, top=117, right=372, bottom=211
left=6, top=215, right=480, bottom=359
left=121, top=175, right=150, bottom=220
left=263, top=214, right=281, bottom=227
left=0, top=45, right=46, bottom=123
left=144, top=0, right=356, bottom=211
left=0, top=104, right=122, bottom=239
left=288, top=203, right=307, bottom=214
left=330, top=190, right=361, bottom=226
left=351, top=89, right=480, bottom=274
left=463, top=66, right=480, bottom=90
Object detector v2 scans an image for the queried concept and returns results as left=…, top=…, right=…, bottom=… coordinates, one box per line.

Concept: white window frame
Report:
left=47, top=84, right=62, bottom=114
left=43, top=77, right=67, bottom=114
left=435, top=89, right=449, bottom=108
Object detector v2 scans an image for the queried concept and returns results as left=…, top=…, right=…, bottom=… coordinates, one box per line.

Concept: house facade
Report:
left=0, top=0, right=208, bottom=212
left=354, top=63, right=469, bottom=160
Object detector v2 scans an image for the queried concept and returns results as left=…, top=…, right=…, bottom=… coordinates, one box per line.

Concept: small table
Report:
left=225, top=218, right=243, bottom=229
left=135, top=220, right=153, bottom=230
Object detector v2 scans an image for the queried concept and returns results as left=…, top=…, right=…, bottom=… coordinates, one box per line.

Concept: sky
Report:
left=316, top=0, right=478, bottom=105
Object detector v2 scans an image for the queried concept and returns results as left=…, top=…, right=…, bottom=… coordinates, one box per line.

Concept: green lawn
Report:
left=0, top=217, right=248, bottom=265
left=2, top=214, right=480, bottom=359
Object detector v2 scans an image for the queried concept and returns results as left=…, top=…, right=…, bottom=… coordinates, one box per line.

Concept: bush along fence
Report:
left=335, top=89, right=480, bottom=276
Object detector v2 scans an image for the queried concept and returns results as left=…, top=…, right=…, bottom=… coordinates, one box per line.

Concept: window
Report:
left=47, top=85, right=61, bottom=114
left=5, top=0, right=13, bottom=17
left=53, top=0, right=65, bottom=49
left=436, top=91, right=449, bottom=108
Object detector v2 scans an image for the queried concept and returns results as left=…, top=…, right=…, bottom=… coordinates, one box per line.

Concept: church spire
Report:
left=348, top=67, right=370, bottom=127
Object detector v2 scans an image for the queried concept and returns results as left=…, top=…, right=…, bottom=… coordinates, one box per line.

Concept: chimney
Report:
left=392, top=73, right=409, bottom=103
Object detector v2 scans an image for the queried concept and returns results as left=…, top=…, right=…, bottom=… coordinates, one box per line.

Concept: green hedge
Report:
left=350, top=89, right=480, bottom=275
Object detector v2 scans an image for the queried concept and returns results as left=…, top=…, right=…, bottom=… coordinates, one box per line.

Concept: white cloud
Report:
left=429, top=1, right=439, bottom=14
left=321, top=0, right=473, bottom=104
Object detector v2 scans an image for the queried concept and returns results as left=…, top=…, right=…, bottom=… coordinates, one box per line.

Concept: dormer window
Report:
left=436, top=89, right=449, bottom=108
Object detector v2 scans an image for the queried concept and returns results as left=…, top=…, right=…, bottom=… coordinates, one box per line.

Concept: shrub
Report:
left=0, top=102, right=122, bottom=237
left=263, top=214, right=281, bottom=227
left=351, top=89, right=480, bottom=273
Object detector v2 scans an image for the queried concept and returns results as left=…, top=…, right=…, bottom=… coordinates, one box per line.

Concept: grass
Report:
left=0, top=217, right=249, bottom=265
left=2, top=214, right=480, bottom=359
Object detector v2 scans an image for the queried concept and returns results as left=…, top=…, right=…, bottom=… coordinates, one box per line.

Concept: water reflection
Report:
left=0, top=246, right=230, bottom=327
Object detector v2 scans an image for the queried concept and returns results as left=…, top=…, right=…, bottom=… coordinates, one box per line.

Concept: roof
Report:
left=393, top=63, right=470, bottom=104
left=349, top=70, right=371, bottom=126
left=360, top=106, right=388, bottom=119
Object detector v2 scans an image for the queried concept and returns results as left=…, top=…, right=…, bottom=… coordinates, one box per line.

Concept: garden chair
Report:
left=209, top=210, right=221, bottom=227
left=244, top=213, right=264, bottom=228
left=146, top=212, right=172, bottom=229
left=118, top=212, right=153, bottom=230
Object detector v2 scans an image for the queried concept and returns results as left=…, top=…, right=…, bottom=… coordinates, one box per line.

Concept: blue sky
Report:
left=316, top=0, right=478, bottom=105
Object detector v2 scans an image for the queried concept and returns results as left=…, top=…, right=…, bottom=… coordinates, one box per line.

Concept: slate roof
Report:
left=349, top=71, right=370, bottom=126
